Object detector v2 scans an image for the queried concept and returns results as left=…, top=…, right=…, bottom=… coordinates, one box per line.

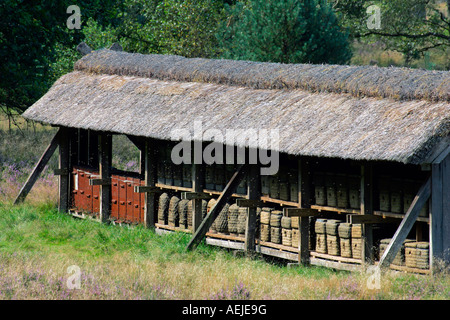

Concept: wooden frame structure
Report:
left=16, top=127, right=449, bottom=274
left=15, top=46, right=449, bottom=274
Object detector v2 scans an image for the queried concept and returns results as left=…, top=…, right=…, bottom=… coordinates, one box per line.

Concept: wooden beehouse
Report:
left=16, top=44, right=450, bottom=274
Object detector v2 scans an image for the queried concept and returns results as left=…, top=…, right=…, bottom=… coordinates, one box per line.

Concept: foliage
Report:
left=330, top=0, right=450, bottom=67
left=116, top=0, right=226, bottom=57
left=0, top=0, right=123, bottom=115
left=217, top=0, right=352, bottom=64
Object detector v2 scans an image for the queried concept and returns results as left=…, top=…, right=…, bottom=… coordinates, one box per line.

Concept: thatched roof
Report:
left=23, top=49, right=450, bottom=165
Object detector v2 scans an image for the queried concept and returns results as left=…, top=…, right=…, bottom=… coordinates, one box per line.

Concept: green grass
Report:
left=0, top=203, right=448, bottom=300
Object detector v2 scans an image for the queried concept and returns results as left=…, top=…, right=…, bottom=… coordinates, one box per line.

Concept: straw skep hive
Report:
left=22, top=49, right=449, bottom=166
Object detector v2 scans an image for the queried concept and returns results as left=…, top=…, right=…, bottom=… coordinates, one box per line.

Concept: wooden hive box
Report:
left=378, top=176, right=391, bottom=212
left=390, top=178, right=403, bottom=213
left=336, top=174, right=348, bottom=208
left=379, top=238, right=414, bottom=266
left=325, top=173, right=337, bottom=207
left=313, top=172, right=326, bottom=206
left=269, top=175, right=280, bottom=199
left=348, top=175, right=360, bottom=210
left=261, top=175, right=270, bottom=196
left=182, top=164, right=192, bottom=188
left=288, top=169, right=298, bottom=202
left=405, top=241, right=430, bottom=269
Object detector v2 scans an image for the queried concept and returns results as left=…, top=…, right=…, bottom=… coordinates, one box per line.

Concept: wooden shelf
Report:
left=203, top=189, right=248, bottom=199
left=155, top=223, right=192, bottom=234
left=310, top=251, right=362, bottom=264
left=310, top=205, right=360, bottom=215
left=374, top=261, right=431, bottom=275
left=260, top=196, right=300, bottom=207
left=373, top=211, right=429, bottom=223
left=155, top=183, right=193, bottom=193
left=258, top=240, right=299, bottom=253
left=310, top=257, right=362, bottom=272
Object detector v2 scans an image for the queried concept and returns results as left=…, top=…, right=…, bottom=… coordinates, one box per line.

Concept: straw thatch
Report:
left=22, top=49, right=450, bottom=165
left=74, top=49, right=450, bottom=102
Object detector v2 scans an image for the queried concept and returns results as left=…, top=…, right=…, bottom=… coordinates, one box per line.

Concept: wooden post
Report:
left=186, top=164, right=248, bottom=251
left=360, top=163, right=374, bottom=264
left=192, top=162, right=205, bottom=232
left=14, top=129, right=61, bottom=205
left=143, top=139, right=157, bottom=228
left=430, top=151, right=450, bottom=268
left=98, top=133, right=112, bottom=223
left=245, top=164, right=260, bottom=254
left=298, top=158, right=312, bottom=265
left=58, top=127, right=70, bottom=213
left=379, top=177, right=431, bottom=269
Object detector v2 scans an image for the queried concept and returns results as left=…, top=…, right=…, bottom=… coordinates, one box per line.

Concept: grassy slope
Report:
left=0, top=203, right=449, bottom=300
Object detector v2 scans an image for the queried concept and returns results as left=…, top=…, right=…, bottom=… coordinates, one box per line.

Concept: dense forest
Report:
left=1, top=0, right=449, bottom=119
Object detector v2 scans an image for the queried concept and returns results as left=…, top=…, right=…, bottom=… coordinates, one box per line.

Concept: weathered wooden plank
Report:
left=181, top=192, right=211, bottom=200
left=14, top=129, right=61, bottom=205
left=360, top=163, right=374, bottom=264
left=283, top=208, right=319, bottom=217
left=347, top=214, right=398, bottom=224
left=236, top=199, right=265, bottom=208
left=143, top=139, right=157, bottom=228
left=58, top=128, right=70, bottom=213
left=298, top=158, right=312, bottom=265
left=430, top=151, right=450, bottom=267
left=191, top=163, right=205, bottom=232
left=89, top=178, right=111, bottom=186
left=378, top=177, right=431, bottom=269
left=245, top=164, right=261, bottom=253
left=98, top=133, right=112, bottom=223
left=186, top=164, right=248, bottom=251
left=442, top=153, right=450, bottom=264
left=134, top=186, right=162, bottom=193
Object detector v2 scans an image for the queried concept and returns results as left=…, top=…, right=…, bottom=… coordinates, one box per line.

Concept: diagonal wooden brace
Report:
left=186, top=164, right=248, bottom=251
left=378, top=177, right=431, bottom=269
left=14, top=129, right=61, bottom=205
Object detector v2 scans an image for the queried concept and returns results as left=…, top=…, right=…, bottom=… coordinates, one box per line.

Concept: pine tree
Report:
left=217, top=0, right=352, bottom=64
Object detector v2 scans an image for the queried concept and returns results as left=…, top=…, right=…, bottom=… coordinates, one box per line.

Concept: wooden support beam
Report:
left=346, top=214, right=398, bottom=224
left=298, top=158, right=312, bottom=265
left=360, top=163, right=374, bottom=264
left=89, top=178, right=111, bottom=186
left=378, top=177, right=431, bottom=269
left=245, top=164, right=261, bottom=254
left=186, top=164, right=248, bottom=251
left=14, top=129, right=61, bottom=205
left=236, top=199, right=265, bottom=208
left=191, top=162, right=205, bottom=232
left=54, top=169, right=69, bottom=176
left=126, top=135, right=145, bottom=151
left=430, top=151, right=450, bottom=267
left=181, top=192, right=211, bottom=200
left=134, top=186, right=163, bottom=193
left=143, top=139, right=157, bottom=228
left=283, top=208, right=319, bottom=217
left=98, top=133, right=112, bottom=223
left=58, top=127, right=70, bottom=213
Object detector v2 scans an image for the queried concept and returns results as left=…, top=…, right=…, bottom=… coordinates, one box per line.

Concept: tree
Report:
left=116, top=0, right=226, bottom=58
left=330, top=0, right=450, bottom=67
left=0, top=0, right=123, bottom=115
left=217, top=0, right=352, bottom=64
